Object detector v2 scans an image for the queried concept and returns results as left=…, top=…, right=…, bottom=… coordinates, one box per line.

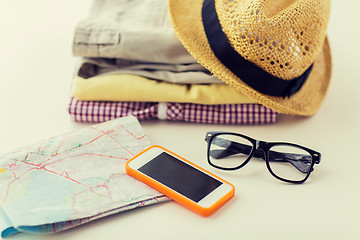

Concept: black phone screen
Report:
left=138, top=152, right=222, bottom=203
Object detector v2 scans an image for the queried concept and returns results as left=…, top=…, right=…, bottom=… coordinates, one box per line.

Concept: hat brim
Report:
left=169, top=0, right=332, bottom=116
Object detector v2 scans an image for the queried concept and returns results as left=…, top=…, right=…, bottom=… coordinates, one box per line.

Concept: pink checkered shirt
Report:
left=68, top=98, right=277, bottom=124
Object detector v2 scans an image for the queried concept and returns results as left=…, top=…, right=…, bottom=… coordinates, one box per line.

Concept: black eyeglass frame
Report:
left=205, top=131, right=321, bottom=184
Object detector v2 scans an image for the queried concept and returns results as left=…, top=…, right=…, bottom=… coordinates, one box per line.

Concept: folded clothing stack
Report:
left=69, top=0, right=278, bottom=124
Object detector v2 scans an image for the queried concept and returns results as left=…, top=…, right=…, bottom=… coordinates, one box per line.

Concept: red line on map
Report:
left=77, top=153, right=129, bottom=160
left=121, top=125, right=146, bottom=140
left=90, top=127, right=135, bottom=156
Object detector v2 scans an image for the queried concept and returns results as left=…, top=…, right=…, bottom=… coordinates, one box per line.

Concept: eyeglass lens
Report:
left=267, top=144, right=312, bottom=182
left=209, top=134, right=313, bottom=182
left=209, top=134, right=253, bottom=169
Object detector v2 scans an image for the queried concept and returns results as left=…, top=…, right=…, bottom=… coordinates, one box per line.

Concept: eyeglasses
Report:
left=205, top=132, right=321, bottom=184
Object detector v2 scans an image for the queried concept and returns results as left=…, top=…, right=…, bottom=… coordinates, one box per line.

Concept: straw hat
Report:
left=169, top=0, right=331, bottom=116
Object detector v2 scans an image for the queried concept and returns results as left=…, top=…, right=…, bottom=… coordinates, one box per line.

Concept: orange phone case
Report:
left=125, top=145, right=235, bottom=216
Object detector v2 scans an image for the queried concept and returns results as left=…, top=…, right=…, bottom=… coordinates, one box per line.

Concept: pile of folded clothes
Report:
left=68, top=0, right=278, bottom=124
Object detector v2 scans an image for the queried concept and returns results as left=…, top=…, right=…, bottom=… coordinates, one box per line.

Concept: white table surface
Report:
left=0, top=0, right=359, bottom=239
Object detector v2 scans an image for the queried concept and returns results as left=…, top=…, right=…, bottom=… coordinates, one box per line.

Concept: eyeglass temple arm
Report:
left=209, top=138, right=317, bottom=173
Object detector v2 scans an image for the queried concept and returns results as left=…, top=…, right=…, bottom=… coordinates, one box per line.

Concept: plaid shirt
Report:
left=69, top=98, right=277, bottom=124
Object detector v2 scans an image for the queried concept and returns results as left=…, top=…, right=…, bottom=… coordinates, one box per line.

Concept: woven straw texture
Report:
left=169, top=0, right=332, bottom=116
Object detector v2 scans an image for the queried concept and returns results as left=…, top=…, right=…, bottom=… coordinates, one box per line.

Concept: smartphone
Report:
left=126, top=145, right=235, bottom=216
